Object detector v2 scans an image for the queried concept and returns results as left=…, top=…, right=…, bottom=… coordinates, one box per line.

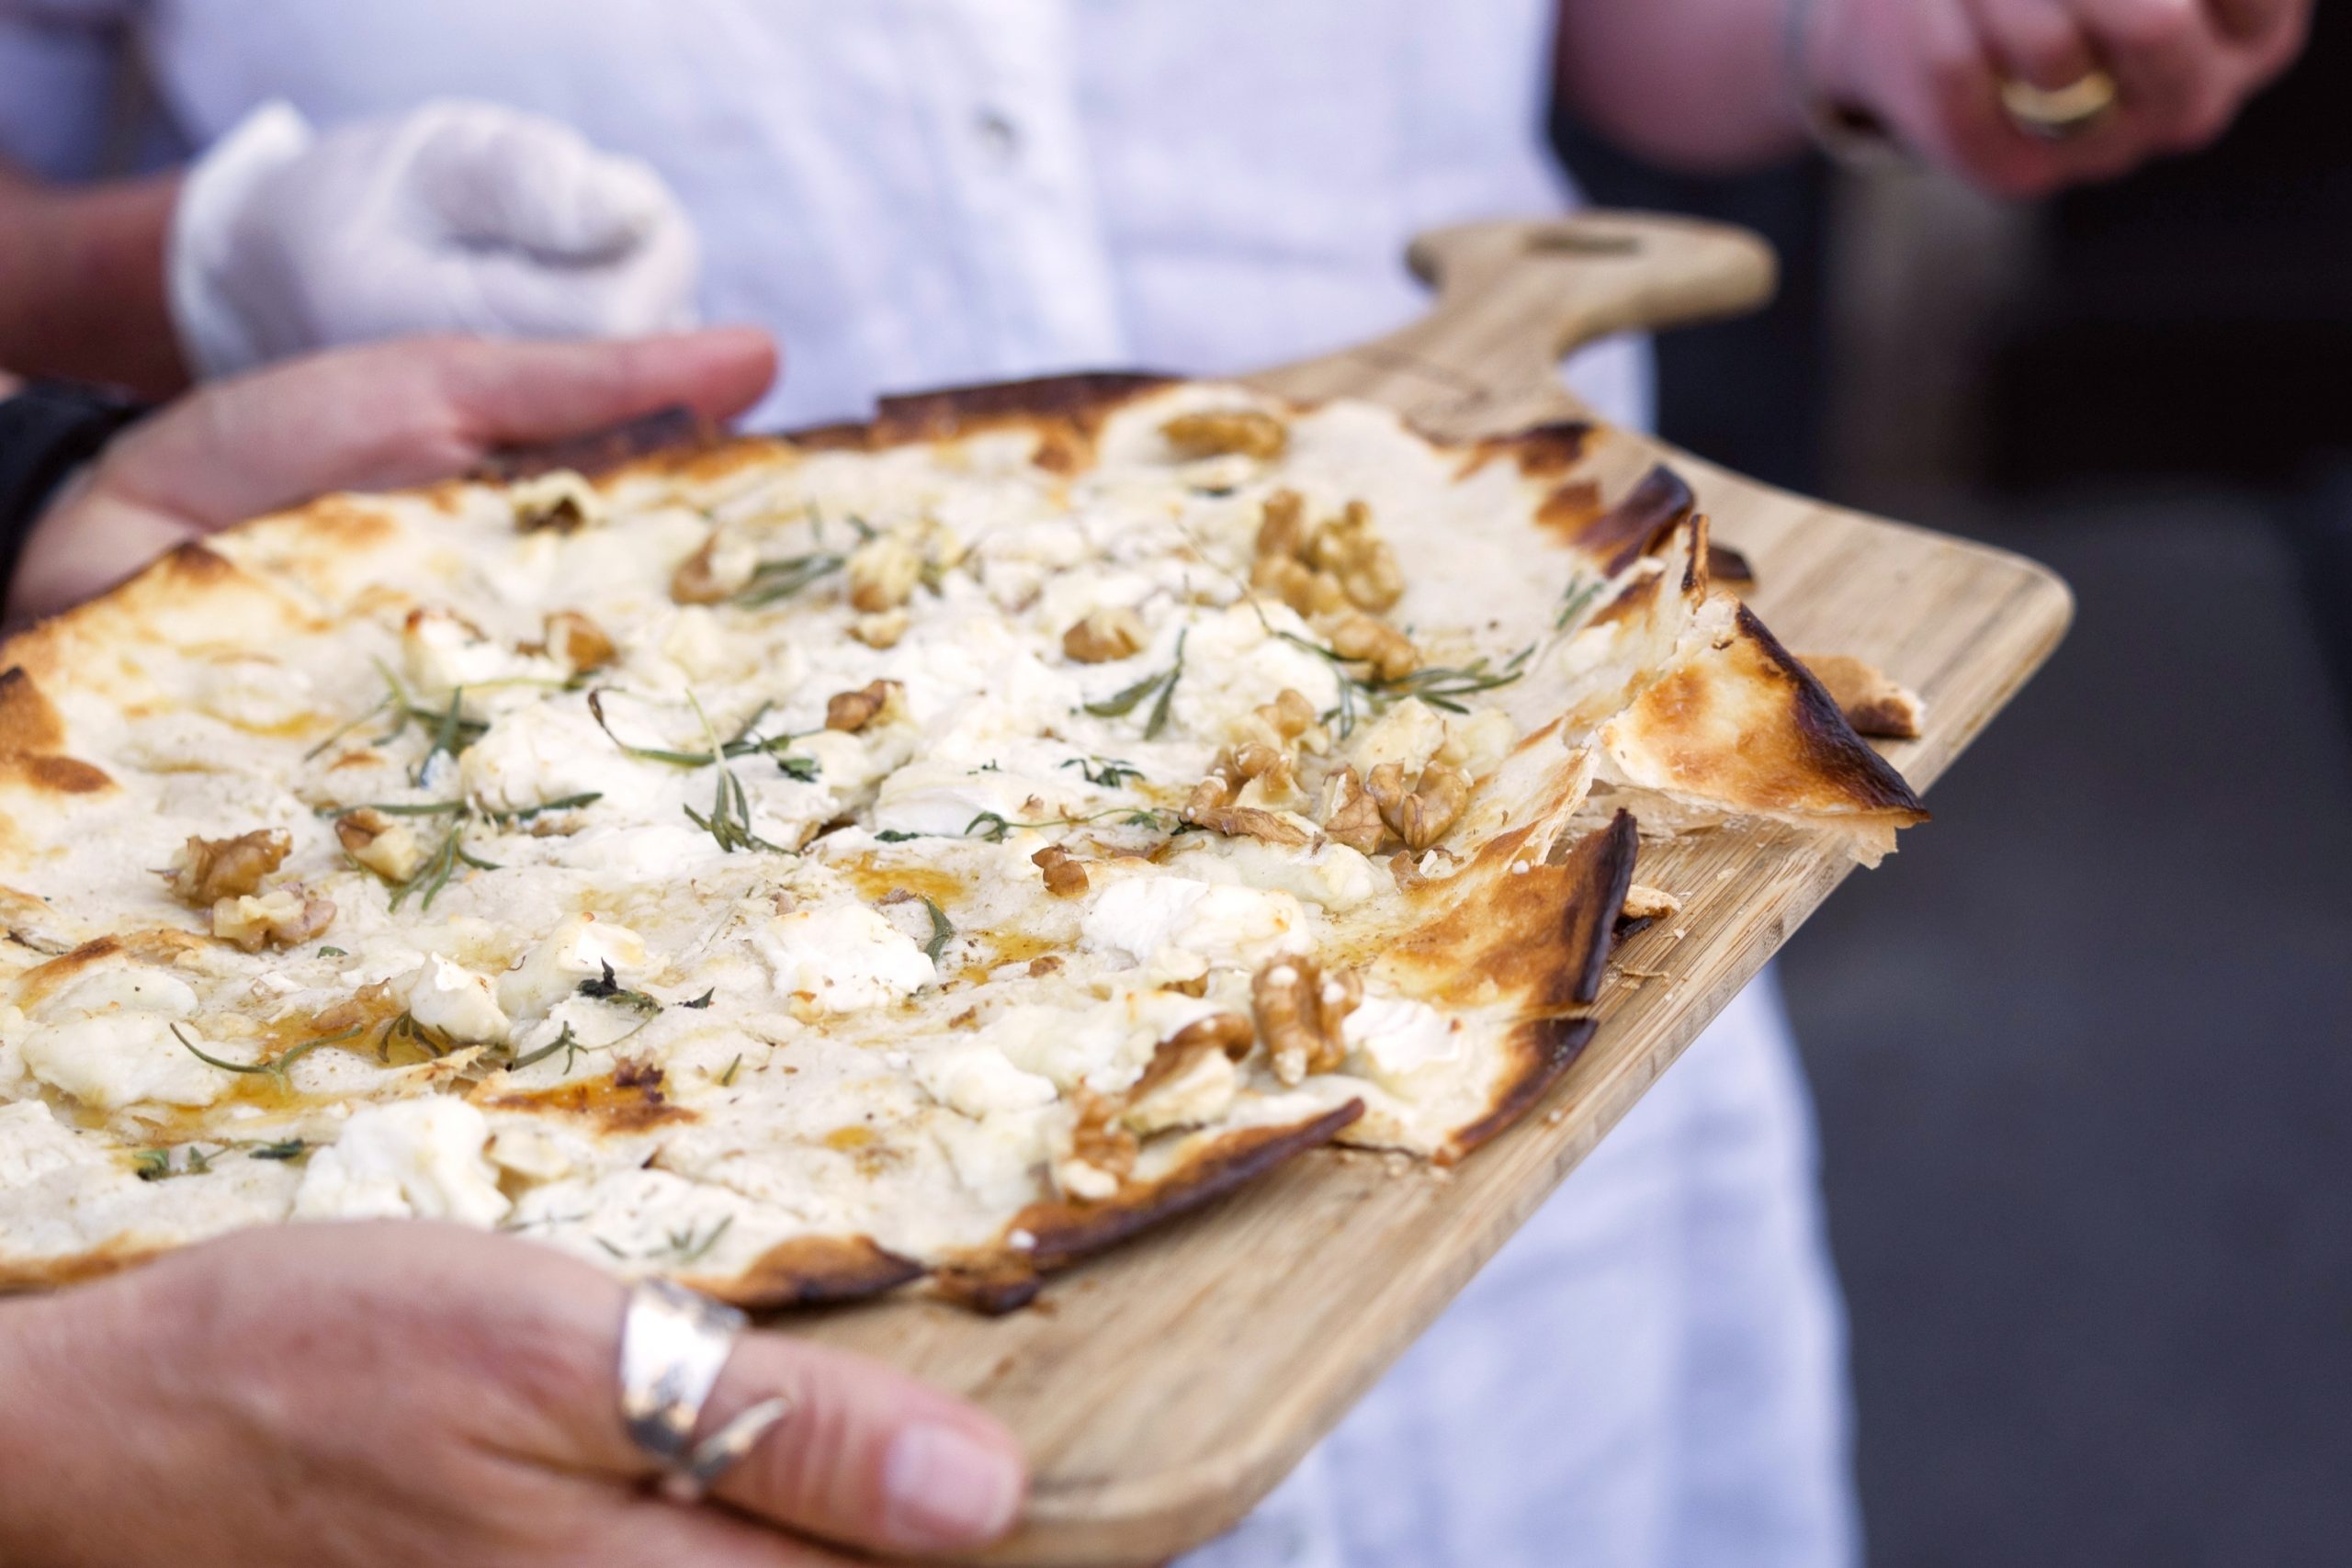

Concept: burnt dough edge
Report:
left=1442, top=1013, right=1600, bottom=1162
left=933, top=1100, right=1365, bottom=1315
left=695, top=1234, right=927, bottom=1311
left=1387, top=810, right=1639, bottom=1015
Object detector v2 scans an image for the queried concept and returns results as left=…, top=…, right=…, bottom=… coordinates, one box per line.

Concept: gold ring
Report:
left=1999, top=69, right=2119, bottom=141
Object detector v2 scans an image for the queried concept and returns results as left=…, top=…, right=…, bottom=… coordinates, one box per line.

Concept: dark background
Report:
left=1559, top=10, right=2352, bottom=1565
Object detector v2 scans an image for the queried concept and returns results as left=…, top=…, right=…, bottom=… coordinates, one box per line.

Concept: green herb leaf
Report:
left=174, top=1022, right=362, bottom=1083
left=132, top=1148, right=171, bottom=1181
left=874, top=829, right=924, bottom=842
left=718, top=1054, right=742, bottom=1088
left=578, top=960, right=662, bottom=1014
left=921, top=897, right=954, bottom=966
left=681, top=989, right=715, bottom=1010
left=1060, top=756, right=1144, bottom=789
left=249, top=1138, right=307, bottom=1162
left=1555, top=574, right=1607, bottom=632
left=317, top=945, right=346, bottom=958
left=732, top=551, right=845, bottom=608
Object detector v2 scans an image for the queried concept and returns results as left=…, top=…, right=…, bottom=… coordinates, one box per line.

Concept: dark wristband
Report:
left=0, top=381, right=153, bottom=603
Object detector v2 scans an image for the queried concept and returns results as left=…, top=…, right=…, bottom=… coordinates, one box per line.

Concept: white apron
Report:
left=0, top=5, right=1857, bottom=1561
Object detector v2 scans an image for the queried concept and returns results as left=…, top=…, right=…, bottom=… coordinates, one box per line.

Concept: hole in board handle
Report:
left=1523, top=229, right=1644, bottom=257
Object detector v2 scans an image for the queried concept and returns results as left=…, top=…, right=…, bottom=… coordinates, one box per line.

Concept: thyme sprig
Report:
left=963, top=807, right=1173, bottom=842
left=1275, top=628, right=1529, bottom=736
left=1082, top=631, right=1187, bottom=739
left=173, top=1022, right=364, bottom=1084
left=733, top=552, right=845, bottom=608
left=586, top=691, right=819, bottom=781
left=578, top=960, right=662, bottom=1014
left=1555, top=573, right=1607, bottom=633
left=921, top=897, right=954, bottom=966
left=1060, top=756, right=1144, bottom=789
left=389, top=825, right=501, bottom=912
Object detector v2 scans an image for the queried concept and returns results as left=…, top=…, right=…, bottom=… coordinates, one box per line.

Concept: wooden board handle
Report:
left=1252, top=211, right=1777, bottom=430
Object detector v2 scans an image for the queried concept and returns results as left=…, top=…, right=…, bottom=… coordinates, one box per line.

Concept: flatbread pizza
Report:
left=0, top=374, right=1922, bottom=1308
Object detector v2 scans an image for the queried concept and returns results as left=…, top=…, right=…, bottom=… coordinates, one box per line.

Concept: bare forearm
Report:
left=0, top=164, right=190, bottom=397
left=1554, top=0, right=1809, bottom=174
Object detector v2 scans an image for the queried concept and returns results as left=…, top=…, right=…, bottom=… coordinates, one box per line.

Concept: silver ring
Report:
left=618, top=1277, right=794, bottom=1503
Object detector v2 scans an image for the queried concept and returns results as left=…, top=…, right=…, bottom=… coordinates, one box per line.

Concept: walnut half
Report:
left=1032, top=845, right=1090, bottom=897
left=164, top=829, right=291, bottom=907
left=1364, top=761, right=1470, bottom=853
left=825, top=679, right=905, bottom=733
left=1250, top=954, right=1362, bottom=1086
left=212, top=887, right=336, bottom=953
left=1062, top=606, right=1147, bottom=664
left=1161, top=409, right=1288, bottom=460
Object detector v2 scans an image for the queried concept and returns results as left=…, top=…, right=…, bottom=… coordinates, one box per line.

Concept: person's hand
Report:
left=171, top=99, right=703, bottom=378
left=0, top=1223, right=1027, bottom=1566
left=4, top=326, right=777, bottom=626
left=1813, top=0, right=2310, bottom=195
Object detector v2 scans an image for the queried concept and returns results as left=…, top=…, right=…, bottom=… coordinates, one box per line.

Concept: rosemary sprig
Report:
left=132, top=1145, right=220, bottom=1181
left=921, top=897, right=954, bottom=966
left=1083, top=631, right=1188, bottom=737
left=873, top=829, right=925, bottom=842
left=173, top=1022, right=363, bottom=1084
left=718, top=1054, right=743, bottom=1087
left=506, top=1022, right=583, bottom=1073
left=663, top=1214, right=735, bottom=1266
left=1555, top=573, right=1607, bottom=632
left=322, top=798, right=469, bottom=819
left=488, top=792, right=605, bottom=824
left=964, top=807, right=1175, bottom=842
left=1060, top=756, right=1144, bottom=789
left=681, top=989, right=715, bottom=1010
left=376, top=1010, right=454, bottom=1065
left=249, top=1138, right=308, bottom=1162
left=578, top=960, right=662, bottom=1014
left=387, top=825, right=500, bottom=912
left=302, top=694, right=392, bottom=761
left=684, top=764, right=790, bottom=853
left=733, top=552, right=845, bottom=608
left=588, top=691, right=819, bottom=780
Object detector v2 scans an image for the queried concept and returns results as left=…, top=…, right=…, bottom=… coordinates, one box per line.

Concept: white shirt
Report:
left=0, top=0, right=1647, bottom=430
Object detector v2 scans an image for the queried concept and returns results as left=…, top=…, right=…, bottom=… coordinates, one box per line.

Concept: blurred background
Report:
left=1561, top=7, right=2352, bottom=1564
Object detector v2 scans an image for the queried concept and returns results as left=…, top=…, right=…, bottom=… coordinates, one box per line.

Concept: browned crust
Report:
left=695, top=1234, right=925, bottom=1311
left=0, top=667, right=65, bottom=754
left=1706, top=541, right=1758, bottom=586
left=478, top=1072, right=696, bottom=1134
left=1389, top=811, right=1638, bottom=1012
left=479, top=406, right=725, bottom=483
left=935, top=1101, right=1365, bottom=1315
left=0, top=1237, right=163, bottom=1294
left=1799, top=652, right=1925, bottom=739
left=1578, top=465, right=1698, bottom=576
left=774, top=373, right=1179, bottom=467
left=1736, top=606, right=1928, bottom=817
left=1456, top=418, right=1595, bottom=479
left=1441, top=1014, right=1599, bottom=1162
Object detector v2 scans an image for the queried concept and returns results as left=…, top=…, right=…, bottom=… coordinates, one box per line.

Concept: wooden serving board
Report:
left=790, top=213, right=2074, bottom=1566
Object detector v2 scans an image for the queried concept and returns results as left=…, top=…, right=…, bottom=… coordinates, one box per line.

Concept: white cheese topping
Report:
left=758, top=906, right=935, bottom=1014
left=497, top=915, right=650, bottom=1021
left=392, top=954, right=510, bottom=1043
left=293, top=1097, right=511, bottom=1227
left=21, top=1014, right=228, bottom=1111
left=1343, top=995, right=1464, bottom=1086
left=1080, top=875, right=1307, bottom=984
left=916, top=1043, right=1060, bottom=1119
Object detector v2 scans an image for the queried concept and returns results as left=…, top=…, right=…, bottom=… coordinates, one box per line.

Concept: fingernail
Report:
left=883, top=1422, right=1023, bottom=1546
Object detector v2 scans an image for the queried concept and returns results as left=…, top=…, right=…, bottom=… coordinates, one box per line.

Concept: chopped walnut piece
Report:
left=1800, top=653, right=1928, bottom=739
left=334, top=809, right=426, bottom=883
left=1026, top=954, right=1064, bottom=977
left=1250, top=955, right=1360, bottom=1086
left=1327, top=613, right=1419, bottom=682
left=1123, top=1014, right=1253, bottom=1135
left=849, top=611, right=910, bottom=649
left=1059, top=1089, right=1138, bottom=1199
left=1317, top=766, right=1387, bottom=854
left=1185, top=773, right=1235, bottom=818
left=211, top=887, right=336, bottom=953
left=1305, top=500, right=1405, bottom=612
left=1062, top=606, right=1148, bottom=663
left=846, top=534, right=922, bottom=613
left=1162, top=408, right=1288, bottom=461
left=543, top=610, right=615, bottom=672
left=1365, top=761, right=1471, bottom=853
left=1262, top=688, right=1319, bottom=742
left=824, top=679, right=905, bottom=733
left=1250, top=554, right=1350, bottom=619
left=1621, top=884, right=1682, bottom=922
left=1192, top=806, right=1313, bottom=847
left=1032, top=845, right=1090, bottom=897
left=508, top=470, right=603, bottom=534
left=164, top=829, right=291, bottom=907
left=671, top=530, right=756, bottom=604
left=1255, top=489, right=1309, bottom=559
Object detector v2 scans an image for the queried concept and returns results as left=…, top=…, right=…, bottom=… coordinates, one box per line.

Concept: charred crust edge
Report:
left=1735, top=604, right=1930, bottom=819
left=1559, top=810, right=1642, bottom=1007
left=1580, top=465, right=1699, bottom=577
left=775, top=372, right=1181, bottom=453
left=935, top=1101, right=1365, bottom=1315
left=1442, top=1014, right=1599, bottom=1161
left=478, top=407, right=724, bottom=483
left=698, top=1235, right=926, bottom=1311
